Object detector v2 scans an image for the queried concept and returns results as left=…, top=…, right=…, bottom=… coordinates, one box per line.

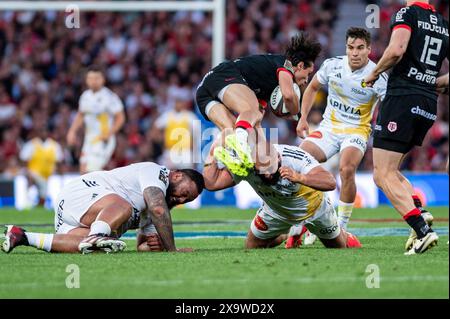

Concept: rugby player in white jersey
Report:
left=204, top=135, right=362, bottom=249
left=291, top=28, right=388, bottom=246
left=2, top=162, right=204, bottom=254
left=67, top=65, right=125, bottom=174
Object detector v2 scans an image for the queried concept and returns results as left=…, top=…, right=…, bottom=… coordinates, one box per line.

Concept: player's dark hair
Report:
left=86, top=64, right=105, bottom=75
left=285, top=33, right=322, bottom=68
left=346, top=27, right=371, bottom=46
left=179, top=169, right=205, bottom=194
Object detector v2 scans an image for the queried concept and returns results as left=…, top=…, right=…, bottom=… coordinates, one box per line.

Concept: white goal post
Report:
left=0, top=0, right=226, bottom=67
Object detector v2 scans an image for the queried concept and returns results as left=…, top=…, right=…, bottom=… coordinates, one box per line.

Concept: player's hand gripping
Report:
left=296, top=118, right=310, bottom=138
left=362, top=72, right=379, bottom=88
left=279, top=166, right=304, bottom=184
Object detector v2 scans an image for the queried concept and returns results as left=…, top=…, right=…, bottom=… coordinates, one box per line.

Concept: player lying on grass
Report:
left=203, top=135, right=361, bottom=249
left=2, top=162, right=204, bottom=254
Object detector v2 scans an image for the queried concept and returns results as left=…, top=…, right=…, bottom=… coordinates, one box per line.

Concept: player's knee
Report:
left=339, top=165, right=356, bottom=181
left=105, top=195, right=133, bottom=218
left=238, top=109, right=262, bottom=126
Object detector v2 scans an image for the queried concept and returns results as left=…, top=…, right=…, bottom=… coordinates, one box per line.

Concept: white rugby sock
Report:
left=338, top=201, right=354, bottom=231
left=89, top=220, right=111, bottom=236
left=25, top=232, right=54, bottom=252
left=235, top=127, right=249, bottom=145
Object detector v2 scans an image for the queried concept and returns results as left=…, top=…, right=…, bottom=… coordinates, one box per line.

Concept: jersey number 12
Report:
left=420, top=35, right=442, bottom=67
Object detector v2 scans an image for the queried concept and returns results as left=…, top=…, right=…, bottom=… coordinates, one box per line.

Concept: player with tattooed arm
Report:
left=2, top=163, right=204, bottom=254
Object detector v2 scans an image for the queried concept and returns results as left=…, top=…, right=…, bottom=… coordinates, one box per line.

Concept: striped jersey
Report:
left=233, top=144, right=324, bottom=222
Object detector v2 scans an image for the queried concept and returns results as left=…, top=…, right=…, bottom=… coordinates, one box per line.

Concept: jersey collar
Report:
left=344, top=55, right=369, bottom=74
left=410, top=2, right=436, bottom=12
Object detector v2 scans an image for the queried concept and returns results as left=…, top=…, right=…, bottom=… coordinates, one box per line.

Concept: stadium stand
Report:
left=0, top=0, right=448, bottom=178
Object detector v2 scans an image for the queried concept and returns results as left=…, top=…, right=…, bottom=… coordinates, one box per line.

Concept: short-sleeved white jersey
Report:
left=316, top=56, right=388, bottom=138
left=78, top=87, right=124, bottom=143
left=84, top=162, right=170, bottom=215
left=233, top=144, right=324, bottom=221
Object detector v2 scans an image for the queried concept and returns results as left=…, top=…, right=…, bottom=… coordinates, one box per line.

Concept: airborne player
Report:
left=195, top=33, right=321, bottom=176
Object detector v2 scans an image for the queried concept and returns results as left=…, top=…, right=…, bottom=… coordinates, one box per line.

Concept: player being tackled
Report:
left=196, top=33, right=321, bottom=177
left=204, top=133, right=362, bottom=250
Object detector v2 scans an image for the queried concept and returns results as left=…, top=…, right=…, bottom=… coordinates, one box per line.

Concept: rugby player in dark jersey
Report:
left=363, top=1, right=448, bottom=254
left=195, top=33, right=321, bottom=176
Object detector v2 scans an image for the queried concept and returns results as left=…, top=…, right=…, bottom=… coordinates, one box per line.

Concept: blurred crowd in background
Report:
left=0, top=0, right=448, bottom=178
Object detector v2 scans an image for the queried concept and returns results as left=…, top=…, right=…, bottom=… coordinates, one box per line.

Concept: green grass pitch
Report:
left=0, top=206, right=448, bottom=299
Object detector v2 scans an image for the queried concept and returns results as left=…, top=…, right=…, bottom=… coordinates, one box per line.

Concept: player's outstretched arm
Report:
left=203, top=159, right=235, bottom=191
left=202, top=137, right=236, bottom=191
left=296, top=75, right=322, bottom=138
left=364, top=28, right=411, bottom=87
left=143, top=186, right=176, bottom=252
left=279, top=166, right=336, bottom=191
left=279, top=70, right=299, bottom=116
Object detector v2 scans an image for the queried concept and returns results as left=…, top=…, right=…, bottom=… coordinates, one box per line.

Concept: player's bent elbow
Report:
left=321, top=173, right=337, bottom=191
left=150, top=206, right=166, bottom=218
left=388, top=45, right=405, bottom=59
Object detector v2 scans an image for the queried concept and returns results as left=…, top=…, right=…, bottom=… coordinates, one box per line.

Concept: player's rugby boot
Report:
left=303, top=230, right=318, bottom=246
left=405, top=211, right=434, bottom=251
left=224, top=134, right=254, bottom=170
left=346, top=232, right=362, bottom=248
left=78, top=234, right=126, bottom=254
left=213, top=146, right=249, bottom=177
left=404, top=231, right=438, bottom=255
left=2, top=225, right=29, bottom=253
left=285, top=225, right=308, bottom=249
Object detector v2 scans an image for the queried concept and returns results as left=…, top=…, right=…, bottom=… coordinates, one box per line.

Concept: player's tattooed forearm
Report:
left=144, top=187, right=167, bottom=210
left=143, top=187, right=176, bottom=251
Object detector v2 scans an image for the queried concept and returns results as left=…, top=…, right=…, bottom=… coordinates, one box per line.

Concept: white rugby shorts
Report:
left=250, top=194, right=341, bottom=240
left=304, top=125, right=368, bottom=159
left=54, top=174, right=115, bottom=234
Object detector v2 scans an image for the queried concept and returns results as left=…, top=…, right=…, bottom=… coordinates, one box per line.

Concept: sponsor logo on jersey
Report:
left=351, top=88, right=367, bottom=96
left=308, top=131, right=323, bottom=139
left=82, top=179, right=99, bottom=187
left=407, top=67, right=437, bottom=84
left=335, top=73, right=342, bottom=79
left=387, top=122, right=397, bottom=132
left=329, top=98, right=362, bottom=115
left=159, top=168, right=169, bottom=186
left=254, top=215, right=268, bottom=231
left=418, top=20, right=449, bottom=36
left=395, top=7, right=408, bottom=22
left=374, top=125, right=382, bottom=131
left=411, top=106, right=437, bottom=120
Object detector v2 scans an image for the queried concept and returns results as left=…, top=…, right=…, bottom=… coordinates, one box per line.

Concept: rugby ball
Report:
left=269, top=83, right=301, bottom=121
